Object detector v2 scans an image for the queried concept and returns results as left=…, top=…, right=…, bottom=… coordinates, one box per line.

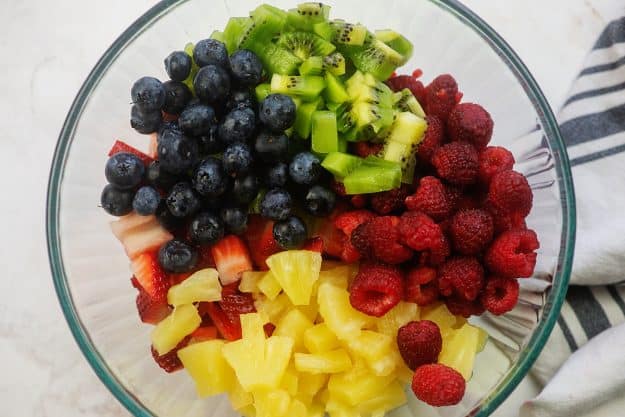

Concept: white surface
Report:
left=0, top=0, right=613, bottom=416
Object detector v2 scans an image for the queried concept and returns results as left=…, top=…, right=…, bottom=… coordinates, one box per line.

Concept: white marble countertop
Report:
left=0, top=0, right=615, bottom=415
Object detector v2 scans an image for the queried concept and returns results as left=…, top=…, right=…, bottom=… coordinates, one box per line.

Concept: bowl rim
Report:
left=46, top=0, right=576, bottom=416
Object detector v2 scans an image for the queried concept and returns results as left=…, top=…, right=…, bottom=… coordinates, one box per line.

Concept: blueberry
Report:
left=218, top=108, right=256, bottom=145
left=259, top=94, right=296, bottom=132
left=289, top=152, right=321, bottom=185
left=100, top=184, right=134, bottom=216
left=193, top=39, right=229, bottom=68
left=188, top=211, right=224, bottom=244
left=255, top=130, right=289, bottom=163
left=178, top=103, right=215, bottom=136
left=304, top=185, right=336, bottom=217
left=105, top=152, right=145, bottom=190
left=132, top=186, right=161, bottom=215
left=131, top=76, right=165, bottom=112
left=198, top=125, right=224, bottom=155
left=273, top=216, right=307, bottom=249
left=259, top=188, right=292, bottom=221
left=157, top=128, right=199, bottom=174
left=229, top=49, right=263, bottom=86
left=158, top=239, right=198, bottom=273
left=264, top=163, right=289, bottom=188
left=194, top=65, right=231, bottom=105
left=232, top=174, right=259, bottom=205
left=155, top=202, right=185, bottom=231
left=162, top=81, right=192, bottom=115
left=226, top=89, right=256, bottom=113
left=166, top=182, right=200, bottom=218
left=193, top=157, right=229, bottom=197
left=222, top=142, right=253, bottom=177
left=130, top=104, right=162, bottom=134
left=164, top=51, right=192, bottom=82
left=145, top=160, right=178, bottom=190
left=221, top=207, right=249, bottom=235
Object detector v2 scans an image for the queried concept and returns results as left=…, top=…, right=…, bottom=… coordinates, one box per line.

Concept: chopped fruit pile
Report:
left=101, top=2, right=540, bottom=415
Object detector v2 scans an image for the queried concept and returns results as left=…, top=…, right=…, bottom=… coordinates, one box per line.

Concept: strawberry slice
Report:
left=313, top=218, right=344, bottom=258
left=243, top=214, right=280, bottom=270
left=333, top=210, right=375, bottom=263
left=202, top=291, right=256, bottom=341
left=108, top=140, right=154, bottom=165
left=148, top=133, right=158, bottom=159
left=131, top=251, right=170, bottom=302
left=150, top=336, right=190, bottom=373
left=189, top=326, right=218, bottom=343
left=111, top=214, right=173, bottom=260
left=132, top=277, right=171, bottom=325
left=303, top=236, right=324, bottom=252
left=211, top=235, right=253, bottom=284
left=197, top=245, right=216, bottom=269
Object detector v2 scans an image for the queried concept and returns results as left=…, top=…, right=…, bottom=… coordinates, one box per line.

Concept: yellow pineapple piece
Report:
left=267, top=250, right=322, bottom=305
left=326, top=396, right=362, bottom=417
left=287, top=398, right=308, bottom=416
left=177, top=339, right=234, bottom=396
left=368, top=348, right=403, bottom=377
left=294, top=349, right=352, bottom=374
left=274, top=308, right=314, bottom=351
left=307, top=402, right=325, bottom=417
left=239, top=271, right=264, bottom=293
left=151, top=304, right=201, bottom=355
left=438, top=322, right=481, bottom=380
left=254, top=293, right=292, bottom=323
left=167, top=268, right=222, bottom=306
left=298, top=298, right=319, bottom=322
left=346, top=330, right=392, bottom=364
left=299, top=372, right=329, bottom=398
left=357, top=381, right=406, bottom=415
left=229, top=380, right=254, bottom=410
left=279, top=364, right=299, bottom=396
left=304, top=323, right=340, bottom=353
left=239, top=405, right=256, bottom=417
left=327, top=361, right=396, bottom=406
left=253, top=389, right=291, bottom=417
left=317, top=265, right=351, bottom=290
left=316, top=387, right=330, bottom=404
left=477, top=326, right=489, bottom=352
left=421, top=302, right=458, bottom=336
left=376, top=301, right=419, bottom=336
left=257, top=271, right=282, bottom=300
left=317, top=281, right=373, bottom=340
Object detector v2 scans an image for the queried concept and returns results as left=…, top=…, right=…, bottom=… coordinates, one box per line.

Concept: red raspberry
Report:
left=488, top=205, right=527, bottom=233
left=334, top=210, right=375, bottom=236
left=407, top=266, right=437, bottom=285
left=331, top=180, right=347, bottom=196
left=425, top=74, right=459, bottom=122
left=351, top=216, right=413, bottom=264
left=432, top=142, right=479, bottom=185
left=485, top=229, right=539, bottom=278
left=478, top=146, right=515, bottom=185
left=405, top=176, right=453, bottom=221
left=412, top=364, right=466, bottom=406
left=454, top=193, right=482, bottom=212
left=487, top=170, right=533, bottom=217
left=397, top=320, right=442, bottom=370
left=350, top=194, right=368, bottom=208
left=450, top=209, right=494, bottom=255
left=481, top=276, right=520, bottom=315
left=422, top=234, right=451, bottom=266
left=349, top=262, right=404, bottom=317
left=438, top=257, right=484, bottom=301
left=398, top=211, right=444, bottom=253
left=406, top=267, right=439, bottom=306
left=387, top=74, right=427, bottom=105
left=445, top=295, right=486, bottom=318
left=353, top=141, right=383, bottom=158
left=417, top=116, right=445, bottom=165
left=370, top=185, right=410, bottom=214
left=447, top=103, right=494, bottom=149
left=150, top=336, right=190, bottom=373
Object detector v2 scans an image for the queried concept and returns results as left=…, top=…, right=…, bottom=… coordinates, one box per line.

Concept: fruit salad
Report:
left=100, top=3, right=539, bottom=416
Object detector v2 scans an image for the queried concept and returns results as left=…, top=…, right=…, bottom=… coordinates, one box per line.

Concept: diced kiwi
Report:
left=322, top=52, right=346, bottom=76
left=277, top=31, right=336, bottom=61
left=300, top=56, right=324, bottom=75
left=249, top=189, right=267, bottom=214
left=312, top=21, right=335, bottom=41
left=378, top=112, right=427, bottom=183
left=319, top=20, right=369, bottom=46
left=341, top=36, right=403, bottom=81
left=254, top=43, right=301, bottom=75
left=294, top=97, right=323, bottom=138
left=311, top=111, right=339, bottom=153
left=223, top=17, right=251, bottom=53
left=255, top=83, right=272, bottom=102
left=182, top=42, right=200, bottom=94
left=393, top=88, right=425, bottom=117
left=286, top=2, right=331, bottom=31
left=337, top=137, right=348, bottom=152
left=239, top=6, right=287, bottom=49
left=251, top=4, right=288, bottom=21
left=323, top=72, right=349, bottom=104
left=350, top=102, right=395, bottom=137
left=362, top=155, right=406, bottom=169
left=343, top=163, right=402, bottom=194
left=210, top=30, right=225, bottom=42
left=346, top=72, right=394, bottom=108
left=321, top=152, right=363, bottom=178
left=375, top=29, right=413, bottom=64
left=270, top=74, right=326, bottom=100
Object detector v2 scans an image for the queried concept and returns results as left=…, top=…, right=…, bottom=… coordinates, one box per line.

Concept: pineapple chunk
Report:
left=346, top=330, right=392, bottom=364
left=298, top=298, right=319, bottom=322
left=317, top=281, right=373, bottom=340
left=151, top=304, right=201, bottom=355
left=287, top=398, right=308, bottom=416
left=438, top=322, right=481, bottom=380
left=253, top=389, right=291, bottom=417
left=177, top=339, right=234, bottom=396
left=477, top=326, right=489, bottom=352
left=308, top=402, right=325, bottom=417
left=257, top=271, right=282, bottom=300
left=255, top=293, right=292, bottom=323
left=229, top=380, right=254, bottom=410
left=326, top=396, right=362, bottom=417
left=317, top=265, right=352, bottom=290
left=376, top=301, right=419, bottom=336
left=239, top=405, right=256, bottom=417
left=327, top=361, right=396, bottom=406
left=294, top=349, right=352, bottom=374
left=299, top=372, right=329, bottom=398
left=167, top=268, right=222, bottom=306
left=240, top=271, right=264, bottom=293
left=304, top=323, right=340, bottom=353
left=421, top=302, right=458, bottom=336
left=267, top=250, right=322, bottom=305
left=279, top=364, right=299, bottom=396
left=357, top=381, right=406, bottom=415
left=274, top=308, right=314, bottom=351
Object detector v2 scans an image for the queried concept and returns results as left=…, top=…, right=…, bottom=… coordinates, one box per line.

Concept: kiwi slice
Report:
left=350, top=101, right=395, bottom=137
left=338, top=137, right=348, bottom=152
left=321, top=152, right=363, bottom=178
left=315, top=20, right=368, bottom=45
left=294, top=97, right=323, bottom=138
left=255, top=44, right=301, bottom=75
left=346, top=72, right=395, bottom=108
left=375, top=29, right=413, bottom=65
left=393, top=88, right=425, bottom=117
left=322, top=52, right=346, bottom=76
left=323, top=72, right=349, bottom=104
left=210, top=30, right=224, bottom=42
left=343, top=163, right=402, bottom=194
left=223, top=17, right=251, bottom=53
left=379, top=112, right=427, bottom=183
left=182, top=42, right=200, bottom=94
left=270, top=74, right=326, bottom=100
left=277, top=31, right=336, bottom=61
left=311, top=111, right=339, bottom=153
left=287, top=2, right=331, bottom=31
left=239, top=6, right=287, bottom=50
left=341, top=36, right=403, bottom=81
left=299, top=56, right=324, bottom=75
left=255, top=83, right=272, bottom=102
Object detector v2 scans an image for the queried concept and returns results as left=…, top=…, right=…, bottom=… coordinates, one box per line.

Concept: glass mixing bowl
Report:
left=47, top=0, right=576, bottom=416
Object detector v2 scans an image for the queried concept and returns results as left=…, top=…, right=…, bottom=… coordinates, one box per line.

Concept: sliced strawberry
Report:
left=131, top=252, right=170, bottom=302
left=334, top=210, right=375, bottom=236
left=197, top=245, right=216, bottom=269
left=111, top=214, right=173, bottom=259
left=148, top=133, right=158, bottom=159
left=110, top=213, right=155, bottom=241
left=204, top=291, right=256, bottom=341
left=314, top=218, right=345, bottom=258
left=132, top=277, right=171, bottom=325
left=150, top=336, right=190, bottom=373
left=243, top=215, right=280, bottom=270
left=189, top=326, right=218, bottom=343
left=169, top=272, right=193, bottom=286
left=211, top=235, right=253, bottom=285
left=108, top=140, right=154, bottom=165
left=341, top=241, right=362, bottom=263
left=303, top=237, right=324, bottom=252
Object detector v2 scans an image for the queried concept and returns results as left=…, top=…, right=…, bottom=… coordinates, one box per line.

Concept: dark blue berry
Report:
left=229, top=49, right=263, bottom=86
left=158, top=239, right=198, bottom=273
left=145, top=160, right=178, bottom=190
left=193, top=39, right=229, bottom=68
left=157, top=128, right=199, bottom=174
left=155, top=202, right=185, bottom=231
left=131, top=76, right=165, bottom=112
left=289, top=152, right=321, bottom=185
left=222, top=142, right=253, bottom=177
left=259, top=94, right=296, bottom=132
left=166, top=182, right=200, bottom=218
left=255, top=130, right=289, bottom=163
left=218, top=108, right=256, bottom=145
left=259, top=188, right=292, bottom=221
left=304, top=185, right=336, bottom=217
left=105, top=152, right=145, bottom=190
left=164, top=51, right=192, bottom=82
left=232, top=174, right=259, bottom=205
left=226, top=89, right=256, bottom=113
left=132, top=186, right=161, bottom=215
left=221, top=207, right=249, bottom=235
left=273, top=216, right=307, bottom=249
left=178, top=103, right=215, bottom=136
left=188, top=211, right=224, bottom=244
left=130, top=104, right=162, bottom=134
left=194, top=65, right=231, bottom=105
left=162, top=81, right=192, bottom=115
left=193, top=157, right=229, bottom=197
left=198, top=125, right=224, bottom=155
left=264, top=163, right=289, bottom=188
left=100, top=184, right=134, bottom=216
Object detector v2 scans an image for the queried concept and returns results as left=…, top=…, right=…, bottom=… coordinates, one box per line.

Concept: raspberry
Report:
left=370, top=185, right=410, bottom=214
left=397, top=320, right=442, bottom=370
left=417, top=116, right=445, bottom=165
left=423, top=234, right=451, bottom=266
left=487, top=170, right=533, bottom=217
left=349, top=262, right=404, bottom=317
left=407, top=266, right=437, bottom=285
left=478, top=146, right=515, bottom=185
left=150, top=336, right=190, bottom=373
left=412, top=363, right=466, bottom=406
left=432, top=142, right=479, bottom=185
left=445, top=295, right=486, bottom=318
left=387, top=74, right=427, bottom=105
left=447, top=103, right=494, bottom=149
left=353, top=141, right=383, bottom=158
left=450, top=209, right=494, bottom=255
left=351, top=216, right=413, bottom=264
left=485, top=229, right=539, bottom=278
left=454, top=192, right=482, bottom=212
left=425, top=74, right=459, bottom=122
left=331, top=180, right=347, bottom=196
left=405, top=176, right=453, bottom=221
left=398, top=211, right=444, bottom=253
left=481, top=276, right=520, bottom=315
left=488, top=205, right=527, bottom=233
left=350, top=194, right=368, bottom=208
left=438, top=257, right=484, bottom=301
left=334, top=210, right=376, bottom=236
left=406, top=267, right=439, bottom=306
